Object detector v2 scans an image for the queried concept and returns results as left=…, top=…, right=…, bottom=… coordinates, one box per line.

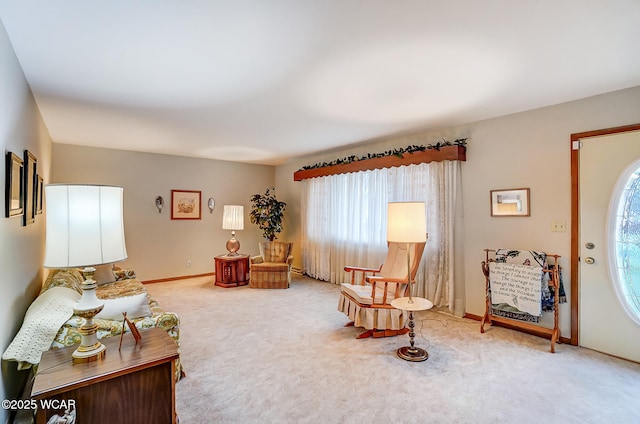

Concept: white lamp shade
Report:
left=222, top=205, right=244, bottom=230
left=44, top=185, right=128, bottom=268
left=387, top=202, right=427, bottom=243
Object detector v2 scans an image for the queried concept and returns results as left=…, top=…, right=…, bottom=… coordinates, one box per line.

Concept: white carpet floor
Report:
left=146, top=274, right=640, bottom=424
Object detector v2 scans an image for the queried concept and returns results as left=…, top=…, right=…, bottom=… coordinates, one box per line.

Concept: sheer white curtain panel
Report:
left=301, top=161, right=459, bottom=310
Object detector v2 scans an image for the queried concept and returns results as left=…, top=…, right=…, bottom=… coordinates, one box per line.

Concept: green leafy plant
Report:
left=249, top=187, right=287, bottom=241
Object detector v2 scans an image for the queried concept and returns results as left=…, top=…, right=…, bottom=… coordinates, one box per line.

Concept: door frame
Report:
left=570, top=123, right=640, bottom=345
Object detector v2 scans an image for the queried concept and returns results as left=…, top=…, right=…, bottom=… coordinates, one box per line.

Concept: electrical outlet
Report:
left=551, top=221, right=566, bottom=232
left=187, top=260, right=192, bottom=267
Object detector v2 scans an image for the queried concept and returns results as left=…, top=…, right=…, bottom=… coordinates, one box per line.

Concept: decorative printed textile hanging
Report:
left=489, top=249, right=547, bottom=323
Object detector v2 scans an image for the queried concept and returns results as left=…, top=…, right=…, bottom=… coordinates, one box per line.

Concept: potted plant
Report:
left=249, top=187, right=286, bottom=241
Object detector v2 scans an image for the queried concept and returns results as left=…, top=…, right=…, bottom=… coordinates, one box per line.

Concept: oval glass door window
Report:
left=609, top=161, right=640, bottom=326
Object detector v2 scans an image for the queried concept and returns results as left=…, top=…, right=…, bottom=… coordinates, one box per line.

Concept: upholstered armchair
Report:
left=249, top=241, right=294, bottom=289
left=337, top=241, right=426, bottom=338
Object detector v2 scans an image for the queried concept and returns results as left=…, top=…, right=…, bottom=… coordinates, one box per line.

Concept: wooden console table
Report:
left=32, top=327, right=179, bottom=424
left=214, top=254, right=250, bottom=287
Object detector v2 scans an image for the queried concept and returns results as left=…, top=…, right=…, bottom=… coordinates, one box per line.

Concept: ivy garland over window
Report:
left=298, top=138, right=467, bottom=171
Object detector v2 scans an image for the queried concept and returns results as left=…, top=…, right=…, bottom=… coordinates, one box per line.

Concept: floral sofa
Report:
left=2, top=267, right=183, bottom=380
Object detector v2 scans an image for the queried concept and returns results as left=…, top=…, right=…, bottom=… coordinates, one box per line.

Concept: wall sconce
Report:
left=208, top=197, right=215, bottom=213
left=155, top=196, right=164, bottom=213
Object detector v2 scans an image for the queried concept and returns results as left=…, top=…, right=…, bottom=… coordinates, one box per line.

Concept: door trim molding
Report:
left=570, top=123, right=640, bottom=345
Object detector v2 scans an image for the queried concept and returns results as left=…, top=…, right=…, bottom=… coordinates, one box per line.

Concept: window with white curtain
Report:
left=301, top=161, right=460, bottom=309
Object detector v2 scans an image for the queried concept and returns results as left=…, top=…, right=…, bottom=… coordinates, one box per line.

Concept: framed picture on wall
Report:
left=490, top=188, right=530, bottom=217
left=5, top=152, right=24, bottom=218
left=171, top=189, right=202, bottom=220
left=23, top=150, right=37, bottom=226
left=35, top=174, right=44, bottom=215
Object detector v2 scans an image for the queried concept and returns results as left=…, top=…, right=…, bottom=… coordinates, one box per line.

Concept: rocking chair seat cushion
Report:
left=338, top=291, right=407, bottom=330
left=340, top=283, right=388, bottom=305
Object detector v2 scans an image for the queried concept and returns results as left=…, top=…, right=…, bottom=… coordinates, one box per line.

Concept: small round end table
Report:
left=390, top=296, right=433, bottom=362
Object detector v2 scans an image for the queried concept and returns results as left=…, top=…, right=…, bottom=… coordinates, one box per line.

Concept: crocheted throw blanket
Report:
left=2, top=287, right=80, bottom=370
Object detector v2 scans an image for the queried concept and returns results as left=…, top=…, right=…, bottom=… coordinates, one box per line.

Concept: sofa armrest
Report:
left=114, top=268, right=137, bottom=281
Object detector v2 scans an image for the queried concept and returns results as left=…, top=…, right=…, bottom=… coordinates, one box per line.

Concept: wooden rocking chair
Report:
left=337, top=241, right=426, bottom=338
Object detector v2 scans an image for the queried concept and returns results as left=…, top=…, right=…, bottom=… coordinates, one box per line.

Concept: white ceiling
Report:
left=1, top=1, right=639, bottom=165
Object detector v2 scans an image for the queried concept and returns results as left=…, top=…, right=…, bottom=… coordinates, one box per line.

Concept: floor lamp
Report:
left=387, top=202, right=433, bottom=362
left=44, top=184, right=128, bottom=362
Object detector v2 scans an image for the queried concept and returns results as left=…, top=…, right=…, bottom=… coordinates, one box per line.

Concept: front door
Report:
left=578, top=129, right=640, bottom=361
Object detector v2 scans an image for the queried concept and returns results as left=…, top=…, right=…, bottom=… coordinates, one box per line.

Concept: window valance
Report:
left=293, top=140, right=466, bottom=181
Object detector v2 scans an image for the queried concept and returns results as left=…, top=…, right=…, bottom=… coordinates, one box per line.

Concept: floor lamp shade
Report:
left=44, top=184, right=128, bottom=268
left=387, top=202, right=427, bottom=243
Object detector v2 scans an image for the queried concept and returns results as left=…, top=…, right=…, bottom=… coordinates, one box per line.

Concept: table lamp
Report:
left=387, top=201, right=432, bottom=362
left=222, top=205, right=244, bottom=256
left=44, top=184, right=128, bottom=362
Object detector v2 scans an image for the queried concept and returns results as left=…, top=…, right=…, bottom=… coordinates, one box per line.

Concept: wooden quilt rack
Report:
left=480, top=249, right=561, bottom=353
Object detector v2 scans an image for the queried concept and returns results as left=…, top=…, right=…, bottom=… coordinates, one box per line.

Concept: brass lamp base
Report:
left=394, top=309, right=429, bottom=362
left=226, top=231, right=240, bottom=256
left=72, top=267, right=107, bottom=363
left=396, top=345, right=429, bottom=362
left=72, top=343, right=106, bottom=363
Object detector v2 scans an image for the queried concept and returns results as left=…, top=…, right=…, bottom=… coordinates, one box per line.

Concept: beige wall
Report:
left=0, top=19, right=52, bottom=423
left=52, top=144, right=275, bottom=281
left=277, top=85, right=640, bottom=337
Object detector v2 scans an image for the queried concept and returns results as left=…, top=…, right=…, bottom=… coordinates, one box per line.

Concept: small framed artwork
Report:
left=490, top=188, right=530, bottom=217
left=35, top=175, right=44, bottom=215
left=5, top=152, right=24, bottom=218
left=171, top=189, right=202, bottom=220
left=23, top=150, right=37, bottom=226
